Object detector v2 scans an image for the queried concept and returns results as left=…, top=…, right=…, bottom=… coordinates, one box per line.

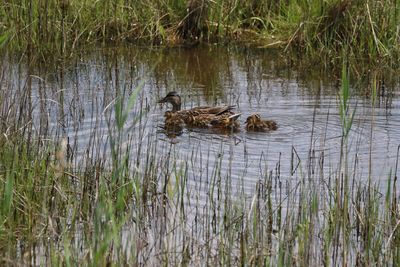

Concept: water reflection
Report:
left=2, top=45, right=400, bottom=193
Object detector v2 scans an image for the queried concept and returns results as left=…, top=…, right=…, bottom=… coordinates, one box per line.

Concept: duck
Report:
left=210, top=113, right=241, bottom=132
left=162, top=111, right=184, bottom=138
left=245, top=113, right=277, bottom=132
left=158, top=91, right=238, bottom=128
left=181, top=112, right=243, bottom=132
left=164, top=111, right=185, bottom=130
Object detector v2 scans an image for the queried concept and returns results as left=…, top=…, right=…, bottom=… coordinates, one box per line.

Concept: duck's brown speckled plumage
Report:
left=164, top=111, right=184, bottom=129
left=159, top=92, right=240, bottom=130
left=158, top=92, right=235, bottom=114
left=245, top=113, right=277, bottom=132
left=210, top=113, right=241, bottom=132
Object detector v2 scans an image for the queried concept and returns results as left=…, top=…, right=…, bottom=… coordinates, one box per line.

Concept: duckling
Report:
left=245, top=113, right=277, bottom=132
left=158, top=91, right=237, bottom=126
left=164, top=111, right=185, bottom=130
left=210, top=113, right=241, bottom=132
left=162, top=111, right=184, bottom=138
left=185, top=113, right=217, bottom=128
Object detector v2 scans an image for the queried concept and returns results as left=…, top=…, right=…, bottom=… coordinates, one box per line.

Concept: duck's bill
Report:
left=158, top=98, right=167, bottom=103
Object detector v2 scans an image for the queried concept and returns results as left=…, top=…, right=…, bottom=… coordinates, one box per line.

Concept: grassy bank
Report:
left=1, top=0, right=399, bottom=68
left=0, top=49, right=400, bottom=266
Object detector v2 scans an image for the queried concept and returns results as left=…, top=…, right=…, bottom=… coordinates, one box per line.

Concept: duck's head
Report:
left=245, top=114, right=261, bottom=125
left=158, top=92, right=182, bottom=112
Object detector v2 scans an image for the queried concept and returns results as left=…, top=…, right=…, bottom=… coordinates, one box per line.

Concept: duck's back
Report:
left=188, top=105, right=235, bottom=115
left=176, top=105, right=236, bottom=125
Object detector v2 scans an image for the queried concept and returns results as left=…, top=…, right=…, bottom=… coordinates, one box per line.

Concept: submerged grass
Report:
left=0, top=48, right=399, bottom=266
left=1, top=0, right=399, bottom=69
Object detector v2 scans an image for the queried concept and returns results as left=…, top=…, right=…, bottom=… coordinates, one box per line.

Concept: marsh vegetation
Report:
left=1, top=0, right=399, bottom=68
left=0, top=46, right=399, bottom=266
left=0, top=1, right=400, bottom=266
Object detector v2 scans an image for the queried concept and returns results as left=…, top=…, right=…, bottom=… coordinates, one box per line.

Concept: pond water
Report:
left=3, top=45, right=400, bottom=265
left=3, top=45, right=400, bottom=195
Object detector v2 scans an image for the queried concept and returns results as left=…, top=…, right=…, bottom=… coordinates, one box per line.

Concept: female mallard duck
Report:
left=183, top=112, right=242, bottom=131
left=158, top=91, right=238, bottom=128
left=245, top=113, right=277, bottom=132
